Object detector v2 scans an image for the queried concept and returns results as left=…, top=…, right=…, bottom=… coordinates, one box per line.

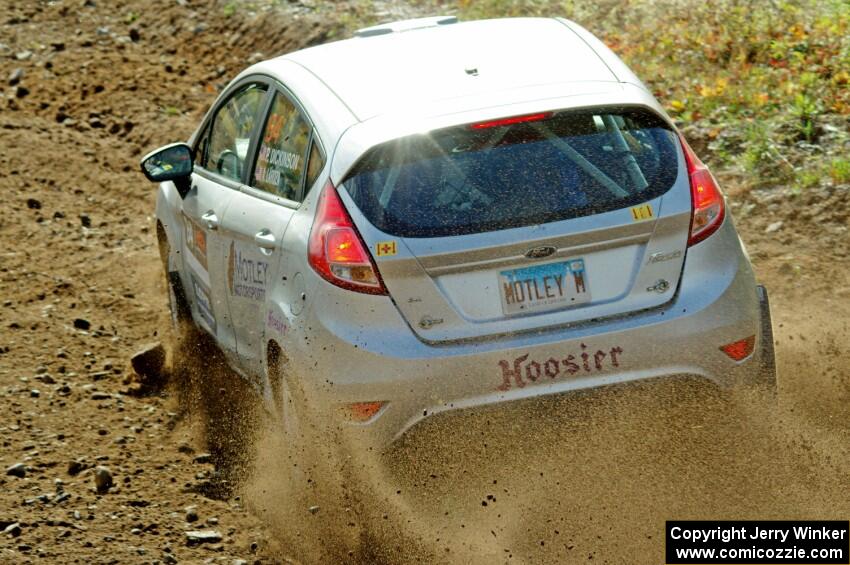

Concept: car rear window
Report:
left=341, top=107, right=679, bottom=238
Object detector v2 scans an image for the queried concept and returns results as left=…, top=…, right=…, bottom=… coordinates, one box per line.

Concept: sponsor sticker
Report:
left=496, top=343, right=623, bottom=391
left=227, top=241, right=270, bottom=302
left=630, top=203, right=654, bottom=222
left=375, top=241, right=398, bottom=257
left=266, top=311, right=288, bottom=335
left=191, top=276, right=216, bottom=332
left=183, top=214, right=208, bottom=270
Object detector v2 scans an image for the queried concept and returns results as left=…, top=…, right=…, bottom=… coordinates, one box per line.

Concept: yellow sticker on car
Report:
left=630, top=203, right=654, bottom=222
left=375, top=241, right=398, bottom=257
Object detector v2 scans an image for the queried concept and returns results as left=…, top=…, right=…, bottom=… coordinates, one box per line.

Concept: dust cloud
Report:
left=183, top=296, right=849, bottom=564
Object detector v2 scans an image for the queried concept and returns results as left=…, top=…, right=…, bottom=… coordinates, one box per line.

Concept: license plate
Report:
left=499, top=259, right=590, bottom=315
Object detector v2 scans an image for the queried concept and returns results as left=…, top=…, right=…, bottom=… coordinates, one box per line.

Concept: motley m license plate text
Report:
left=499, top=259, right=590, bottom=315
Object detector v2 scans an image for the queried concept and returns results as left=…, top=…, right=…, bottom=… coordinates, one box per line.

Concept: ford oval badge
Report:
left=524, top=246, right=557, bottom=259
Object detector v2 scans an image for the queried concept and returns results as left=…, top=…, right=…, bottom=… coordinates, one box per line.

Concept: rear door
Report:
left=183, top=81, right=269, bottom=352
left=340, top=106, right=692, bottom=342
left=219, top=85, right=324, bottom=379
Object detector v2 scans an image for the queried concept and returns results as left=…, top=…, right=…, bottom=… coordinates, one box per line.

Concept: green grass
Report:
left=222, top=1, right=239, bottom=17
left=831, top=158, right=850, bottom=184
left=160, top=106, right=182, bottom=117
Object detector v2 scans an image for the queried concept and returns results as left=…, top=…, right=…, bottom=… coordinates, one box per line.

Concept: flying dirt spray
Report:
left=169, top=305, right=850, bottom=564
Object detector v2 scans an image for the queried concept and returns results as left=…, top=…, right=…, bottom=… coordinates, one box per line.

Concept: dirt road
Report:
left=1, top=1, right=848, bottom=563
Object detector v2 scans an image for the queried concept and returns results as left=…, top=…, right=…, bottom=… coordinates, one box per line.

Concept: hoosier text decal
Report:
left=496, top=343, right=623, bottom=391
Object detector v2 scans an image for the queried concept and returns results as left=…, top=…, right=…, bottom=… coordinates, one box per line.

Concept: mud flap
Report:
left=756, top=284, right=777, bottom=391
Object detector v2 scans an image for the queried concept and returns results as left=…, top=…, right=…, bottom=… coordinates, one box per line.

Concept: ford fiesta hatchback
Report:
left=141, top=16, right=776, bottom=448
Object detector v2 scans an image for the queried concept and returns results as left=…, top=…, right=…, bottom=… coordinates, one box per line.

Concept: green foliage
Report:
left=223, top=1, right=238, bottom=17
left=450, top=0, right=850, bottom=188
left=830, top=158, right=850, bottom=184
left=795, top=167, right=821, bottom=190
left=740, top=121, right=794, bottom=184
left=791, top=93, right=819, bottom=142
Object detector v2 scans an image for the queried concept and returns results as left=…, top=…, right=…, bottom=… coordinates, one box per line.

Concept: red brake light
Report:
left=680, top=135, right=725, bottom=246
left=720, top=335, right=756, bottom=361
left=470, top=112, right=553, bottom=130
left=326, top=229, right=368, bottom=264
left=308, top=181, right=387, bottom=295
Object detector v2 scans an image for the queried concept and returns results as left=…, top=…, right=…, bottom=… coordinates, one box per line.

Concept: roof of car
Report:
left=280, top=17, right=618, bottom=122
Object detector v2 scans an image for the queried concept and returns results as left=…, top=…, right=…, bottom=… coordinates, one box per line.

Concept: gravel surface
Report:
left=1, top=1, right=848, bottom=563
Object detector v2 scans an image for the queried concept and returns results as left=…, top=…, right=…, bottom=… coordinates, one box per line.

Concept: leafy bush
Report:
left=446, top=0, right=850, bottom=189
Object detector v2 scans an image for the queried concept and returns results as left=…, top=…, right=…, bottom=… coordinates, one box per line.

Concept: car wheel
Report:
left=157, top=232, right=192, bottom=332
left=157, top=229, right=208, bottom=386
left=265, top=344, right=365, bottom=559
left=266, top=344, right=303, bottom=447
left=266, top=344, right=326, bottom=497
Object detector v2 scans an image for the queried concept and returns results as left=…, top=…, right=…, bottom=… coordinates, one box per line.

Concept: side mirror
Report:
left=140, top=142, right=194, bottom=183
left=140, top=143, right=194, bottom=199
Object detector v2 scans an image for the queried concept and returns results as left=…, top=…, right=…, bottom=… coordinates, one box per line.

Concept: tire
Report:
left=157, top=228, right=192, bottom=331
left=266, top=344, right=327, bottom=494
left=266, top=343, right=304, bottom=445
left=158, top=228, right=207, bottom=405
left=265, top=344, right=364, bottom=560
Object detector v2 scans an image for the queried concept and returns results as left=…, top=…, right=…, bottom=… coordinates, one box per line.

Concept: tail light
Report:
left=308, top=181, right=387, bottom=295
left=680, top=135, right=725, bottom=246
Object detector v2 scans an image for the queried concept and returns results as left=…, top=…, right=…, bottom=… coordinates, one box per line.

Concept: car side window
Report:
left=304, top=140, right=326, bottom=197
left=203, top=83, right=268, bottom=182
left=252, top=92, right=311, bottom=200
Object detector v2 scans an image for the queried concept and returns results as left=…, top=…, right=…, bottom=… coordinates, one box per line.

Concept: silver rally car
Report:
left=142, top=16, right=776, bottom=448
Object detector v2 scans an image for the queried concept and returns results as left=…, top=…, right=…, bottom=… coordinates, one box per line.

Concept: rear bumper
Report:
left=283, top=219, right=763, bottom=448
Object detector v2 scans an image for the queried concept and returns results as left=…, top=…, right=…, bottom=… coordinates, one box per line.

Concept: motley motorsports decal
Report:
left=227, top=241, right=270, bottom=301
